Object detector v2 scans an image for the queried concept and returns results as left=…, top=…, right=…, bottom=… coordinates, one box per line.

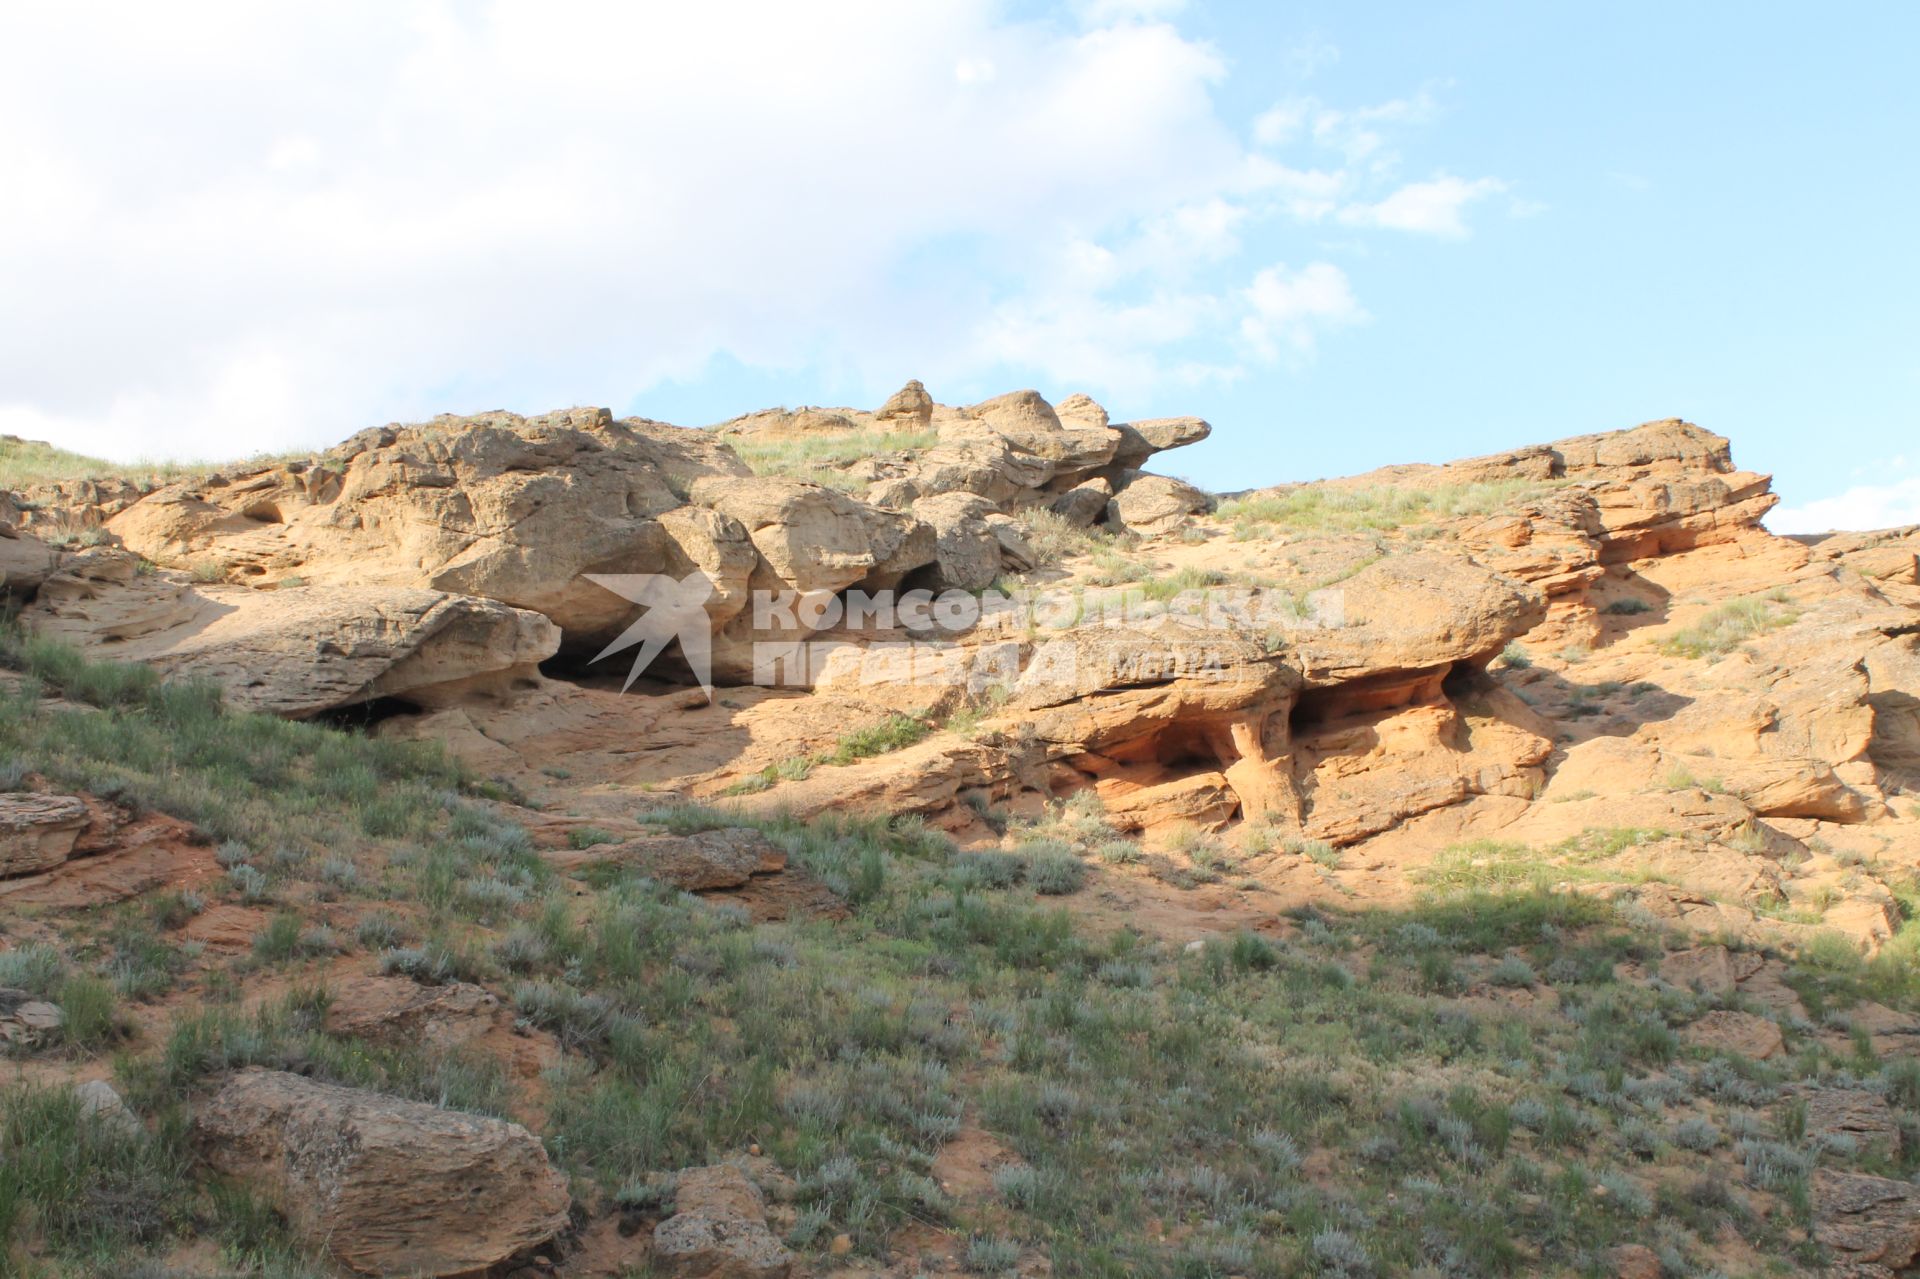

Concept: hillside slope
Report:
left=3, top=386, right=1919, bottom=1277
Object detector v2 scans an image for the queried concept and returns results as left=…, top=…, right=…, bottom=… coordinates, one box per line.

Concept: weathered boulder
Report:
left=0, top=793, right=88, bottom=877
left=1016, top=619, right=1300, bottom=827
left=970, top=389, right=1120, bottom=473
left=1291, top=552, right=1549, bottom=689
left=1100, top=771, right=1240, bottom=833
left=1105, top=472, right=1214, bottom=535
left=1659, top=944, right=1763, bottom=994
left=874, top=379, right=934, bottom=428
left=653, top=1163, right=794, bottom=1278
left=913, top=493, right=1009, bottom=591
left=1813, top=1168, right=1920, bottom=1273
left=22, top=551, right=561, bottom=717
left=1804, top=1088, right=1901, bottom=1151
left=195, top=1070, right=569, bottom=1278
left=1111, top=416, right=1211, bottom=469
left=73, top=1079, right=141, bottom=1136
left=0, top=522, right=57, bottom=596
left=1050, top=477, right=1113, bottom=528
left=690, top=475, right=931, bottom=596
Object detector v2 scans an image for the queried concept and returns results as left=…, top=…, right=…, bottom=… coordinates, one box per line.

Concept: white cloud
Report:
left=1253, top=102, right=1310, bottom=148
left=0, top=2, right=1258, bottom=460
left=1073, top=0, right=1189, bottom=23
left=1339, top=175, right=1508, bottom=237
left=1239, top=262, right=1367, bottom=359
left=0, top=6, right=1503, bottom=463
left=1769, top=477, right=1920, bottom=534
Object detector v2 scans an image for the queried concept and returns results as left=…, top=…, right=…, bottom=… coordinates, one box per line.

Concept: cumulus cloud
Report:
left=1339, top=175, right=1509, bottom=237
left=1770, top=475, right=1920, bottom=533
left=0, top=2, right=1507, bottom=462
left=1239, top=263, right=1367, bottom=360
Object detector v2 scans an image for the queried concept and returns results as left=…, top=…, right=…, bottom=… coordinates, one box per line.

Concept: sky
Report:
left=1, top=2, right=1914, bottom=531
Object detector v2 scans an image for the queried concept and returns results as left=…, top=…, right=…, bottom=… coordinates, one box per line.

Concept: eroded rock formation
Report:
left=5, top=395, right=1919, bottom=952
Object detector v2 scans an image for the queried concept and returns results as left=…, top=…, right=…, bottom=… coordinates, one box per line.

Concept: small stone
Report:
left=73, top=1079, right=140, bottom=1136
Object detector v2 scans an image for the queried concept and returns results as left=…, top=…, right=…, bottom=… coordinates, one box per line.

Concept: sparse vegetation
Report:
left=1217, top=478, right=1563, bottom=537
left=4, top=581, right=1920, bottom=1278
left=728, top=426, right=937, bottom=490
left=819, top=713, right=931, bottom=765
left=1013, top=505, right=1099, bottom=568
left=1660, top=593, right=1800, bottom=658
left=0, top=435, right=300, bottom=492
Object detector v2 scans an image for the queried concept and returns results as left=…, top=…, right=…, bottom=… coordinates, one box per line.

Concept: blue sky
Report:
left=1, top=1, right=1914, bottom=528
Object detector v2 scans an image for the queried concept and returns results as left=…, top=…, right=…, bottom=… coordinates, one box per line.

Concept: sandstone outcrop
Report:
left=195, top=1070, right=569, bottom=1277
left=22, top=550, right=560, bottom=717
left=8, top=395, right=1920, bottom=957
left=0, top=793, right=89, bottom=877
left=8, top=386, right=1211, bottom=708
left=1813, top=1168, right=1920, bottom=1274
left=0, top=520, right=56, bottom=595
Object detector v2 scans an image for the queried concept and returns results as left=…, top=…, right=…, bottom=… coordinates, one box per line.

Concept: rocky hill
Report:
left=2, top=386, right=1918, bottom=1277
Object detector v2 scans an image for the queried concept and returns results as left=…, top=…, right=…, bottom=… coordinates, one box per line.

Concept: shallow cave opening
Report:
left=1099, top=722, right=1232, bottom=775
left=537, top=645, right=700, bottom=690
left=1441, top=660, right=1492, bottom=701
left=1288, top=688, right=1335, bottom=737
left=315, top=695, right=426, bottom=733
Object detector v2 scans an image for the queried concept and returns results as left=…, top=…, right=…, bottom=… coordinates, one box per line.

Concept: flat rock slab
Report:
left=1659, top=944, right=1765, bottom=995
left=1683, top=1009, right=1785, bottom=1060
left=0, top=987, right=64, bottom=1047
left=324, top=976, right=500, bottom=1049
left=0, top=793, right=88, bottom=877
left=556, top=828, right=787, bottom=892
left=1814, top=1168, right=1920, bottom=1272
left=195, top=1069, right=568, bottom=1278
left=1804, top=1088, right=1902, bottom=1149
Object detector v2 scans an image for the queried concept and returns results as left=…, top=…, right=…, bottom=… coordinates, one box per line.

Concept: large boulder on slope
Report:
left=23, top=550, right=559, bottom=716
left=0, top=522, right=57, bottom=596
left=195, top=1070, right=570, bottom=1278
left=1290, top=551, right=1549, bottom=687
left=874, top=379, right=934, bottom=428
left=1105, top=471, right=1215, bottom=535
left=913, top=492, right=1011, bottom=591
